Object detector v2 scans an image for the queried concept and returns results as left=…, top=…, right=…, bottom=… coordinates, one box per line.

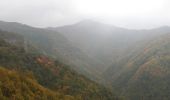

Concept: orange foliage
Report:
left=36, top=56, right=54, bottom=66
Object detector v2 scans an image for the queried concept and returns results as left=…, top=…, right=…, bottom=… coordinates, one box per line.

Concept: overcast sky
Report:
left=0, top=0, right=170, bottom=29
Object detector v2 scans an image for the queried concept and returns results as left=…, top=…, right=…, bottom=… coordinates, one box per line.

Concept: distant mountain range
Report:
left=49, top=20, right=170, bottom=71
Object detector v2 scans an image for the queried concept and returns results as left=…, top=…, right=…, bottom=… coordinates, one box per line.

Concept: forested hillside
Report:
left=103, top=34, right=170, bottom=100
left=0, top=30, right=118, bottom=100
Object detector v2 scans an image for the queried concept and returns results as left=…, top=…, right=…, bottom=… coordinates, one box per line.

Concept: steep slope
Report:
left=50, top=20, right=170, bottom=71
left=104, top=33, right=170, bottom=100
left=0, top=30, right=118, bottom=100
left=0, top=21, right=103, bottom=80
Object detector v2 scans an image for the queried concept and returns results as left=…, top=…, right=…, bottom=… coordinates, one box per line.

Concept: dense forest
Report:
left=0, top=67, right=75, bottom=100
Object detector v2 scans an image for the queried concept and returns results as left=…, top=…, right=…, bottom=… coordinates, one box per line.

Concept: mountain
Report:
left=103, top=33, right=170, bottom=100
left=1, top=19, right=170, bottom=100
left=49, top=20, right=170, bottom=72
left=0, top=30, right=118, bottom=100
left=0, top=20, right=104, bottom=80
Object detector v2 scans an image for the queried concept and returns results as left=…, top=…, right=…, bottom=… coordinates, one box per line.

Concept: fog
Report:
left=0, top=0, right=170, bottom=29
left=0, top=1, right=170, bottom=99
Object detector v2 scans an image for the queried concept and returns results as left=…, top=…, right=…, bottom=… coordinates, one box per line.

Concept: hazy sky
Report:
left=0, top=0, right=170, bottom=29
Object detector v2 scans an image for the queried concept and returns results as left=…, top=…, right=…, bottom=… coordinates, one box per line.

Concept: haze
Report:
left=0, top=0, right=170, bottom=99
left=0, top=0, right=170, bottom=29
